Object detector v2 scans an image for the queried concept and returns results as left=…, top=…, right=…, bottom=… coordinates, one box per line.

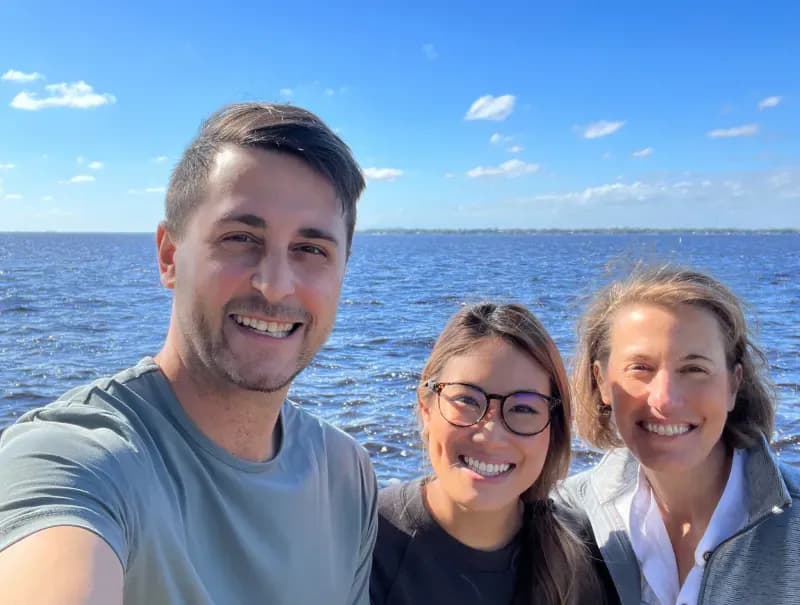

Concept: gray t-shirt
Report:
left=0, top=358, right=377, bottom=605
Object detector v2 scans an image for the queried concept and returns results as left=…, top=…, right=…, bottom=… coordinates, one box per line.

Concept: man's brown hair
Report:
left=165, top=102, right=365, bottom=252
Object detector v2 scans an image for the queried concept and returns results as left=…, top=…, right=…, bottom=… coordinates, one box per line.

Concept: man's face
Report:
left=160, top=146, right=348, bottom=393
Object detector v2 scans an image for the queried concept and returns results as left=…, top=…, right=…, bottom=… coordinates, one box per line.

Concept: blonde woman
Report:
left=562, top=266, right=800, bottom=605
left=371, top=302, right=617, bottom=605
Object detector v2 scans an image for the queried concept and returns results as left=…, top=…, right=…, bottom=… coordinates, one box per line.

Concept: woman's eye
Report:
left=509, top=405, right=538, bottom=415
left=451, top=396, right=480, bottom=408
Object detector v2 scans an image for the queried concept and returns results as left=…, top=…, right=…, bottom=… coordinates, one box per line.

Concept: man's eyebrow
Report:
left=216, top=212, right=266, bottom=229
left=298, top=227, right=341, bottom=248
left=682, top=353, right=715, bottom=362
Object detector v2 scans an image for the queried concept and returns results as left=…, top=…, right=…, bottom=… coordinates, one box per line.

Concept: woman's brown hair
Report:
left=419, top=302, right=600, bottom=605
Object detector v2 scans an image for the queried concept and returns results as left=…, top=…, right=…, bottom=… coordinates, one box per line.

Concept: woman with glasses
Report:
left=562, top=266, right=800, bottom=605
left=370, top=302, right=617, bottom=605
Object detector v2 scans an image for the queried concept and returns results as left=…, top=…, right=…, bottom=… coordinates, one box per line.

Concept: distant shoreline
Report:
left=1, top=229, right=799, bottom=236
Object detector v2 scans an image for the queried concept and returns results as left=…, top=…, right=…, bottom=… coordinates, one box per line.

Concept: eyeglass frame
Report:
left=424, top=380, right=561, bottom=437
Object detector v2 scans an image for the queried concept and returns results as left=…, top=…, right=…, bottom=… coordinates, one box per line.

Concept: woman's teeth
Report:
left=642, top=422, right=692, bottom=436
left=462, top=455, right=512, bottom=477
left=233, top=314, right=295, bottom=338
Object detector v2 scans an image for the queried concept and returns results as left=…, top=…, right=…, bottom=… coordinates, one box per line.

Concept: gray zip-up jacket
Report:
left=558, top=437, right=800, bottom=605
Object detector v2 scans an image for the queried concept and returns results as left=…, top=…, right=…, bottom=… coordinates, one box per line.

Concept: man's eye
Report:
left=296, top=244, right=327, bottom=257
left=223, top=233, right=258, bottom=244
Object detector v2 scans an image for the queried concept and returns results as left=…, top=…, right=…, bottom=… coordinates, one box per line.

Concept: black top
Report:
left=370, top=478, right=521, bottom=605
left=370, top=478, right=621, bottom=605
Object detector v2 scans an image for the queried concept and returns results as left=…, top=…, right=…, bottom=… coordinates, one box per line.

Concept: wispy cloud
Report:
left=632, top=147, right=653, bottom=158
left=758, top=96, right=782, bottom=110
left=127, top=186, right=166, bottom=195
left=41, top=195, right=54, bottom=201
left=4, top=193, right=23, bottom=200
left=0, top=163, right=15, bottom=170
left=707, top=123, right=759, bottom=138
left=583, top=120, right=626, bottom=139
left=507, top=145, right=524, bottom=154
left=465, top=95, right=516, bottom=121
left=2, top=69, right=44, bottom=83
left=363, top=167, right=404, bottom=181
left=490, top=132, right=513, bottom=145
left=467, top=159, right=539, bottom=178
left=324, top=88, right=336, bottom=96
left=61, top=175, right=96, bottom=184
left=279, top=88, right=293, bottom=98
left=152, top=155, right=169, bottom=163
left=88, top=161, right=104, bottom=170
left=11, top=81, right=116, bottom=111
left=423, top=43, right=438, bottom=60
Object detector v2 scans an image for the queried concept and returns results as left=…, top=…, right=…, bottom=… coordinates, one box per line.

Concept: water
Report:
left=1, top=231, right=798, bottom=482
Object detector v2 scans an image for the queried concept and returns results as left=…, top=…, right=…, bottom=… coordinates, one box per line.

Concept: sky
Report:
left=0, top=1, right=798, bottom=231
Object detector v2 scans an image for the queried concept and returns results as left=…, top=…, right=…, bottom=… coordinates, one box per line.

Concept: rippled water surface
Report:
left=1, top=232, right=798, bottom=481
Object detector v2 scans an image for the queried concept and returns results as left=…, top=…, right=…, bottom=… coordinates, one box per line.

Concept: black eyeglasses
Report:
left=426, top=380, right=560, bottom=437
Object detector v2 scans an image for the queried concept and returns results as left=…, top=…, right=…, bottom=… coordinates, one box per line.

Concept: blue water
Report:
left=1, top=231, right=798, bottom=481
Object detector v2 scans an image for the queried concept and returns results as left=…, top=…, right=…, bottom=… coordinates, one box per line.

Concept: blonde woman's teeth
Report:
left=642, top=422, right=691, bottom=436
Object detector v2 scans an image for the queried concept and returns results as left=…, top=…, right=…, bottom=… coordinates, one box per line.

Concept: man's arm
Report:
left=0, top=526, right=123, bottom=605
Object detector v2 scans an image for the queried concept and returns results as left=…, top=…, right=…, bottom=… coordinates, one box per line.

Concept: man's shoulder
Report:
left=1, top=358, right=162, bottom=459
left=284, top=399, right=369, bottom=459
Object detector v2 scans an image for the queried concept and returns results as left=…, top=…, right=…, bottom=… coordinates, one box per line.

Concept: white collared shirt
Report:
left=615, top=449, right=749, bottom=605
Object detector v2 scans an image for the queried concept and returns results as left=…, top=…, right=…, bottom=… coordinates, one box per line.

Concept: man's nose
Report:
left=251, top=250, right=295, bottom=301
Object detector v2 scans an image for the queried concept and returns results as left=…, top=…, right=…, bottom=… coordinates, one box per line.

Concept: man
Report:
left=0, top=103, right=377, bottom=604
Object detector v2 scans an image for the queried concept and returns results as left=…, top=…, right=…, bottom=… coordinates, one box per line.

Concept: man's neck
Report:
left=154, top=346, right=287, bottom=462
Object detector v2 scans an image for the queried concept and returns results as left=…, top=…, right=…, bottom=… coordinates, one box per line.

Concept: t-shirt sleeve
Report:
left=0, top=404, right=144, bottom=569
left=349, top=447, right=379, bottom=605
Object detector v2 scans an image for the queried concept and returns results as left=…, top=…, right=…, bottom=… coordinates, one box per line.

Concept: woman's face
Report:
left=420, top=337, right=553, bottom=515
left=595, top=302, right=741, bottom=476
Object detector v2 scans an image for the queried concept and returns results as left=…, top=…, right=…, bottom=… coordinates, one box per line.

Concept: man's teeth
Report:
left=642, top=422, right=691, bottom=436
left=233, top=314, right=295, bottom=337
left=463, top=456, right=512, bottom=477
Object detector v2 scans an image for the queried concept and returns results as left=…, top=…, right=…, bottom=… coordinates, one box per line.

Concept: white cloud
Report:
left=707, top=123, right=759, bottom=138
left=62, top=175, right=95, bottom=184
left=758, top=96, right=782, bottom=110
left=4, top=193, right=23, bottom=200
left=279, top=88, right=293, bottom=98
left=363, top=167, right=404, bottom=181
left=465, top=94, right=516, bottom=121
left=583, top=120, right=626, bottom=139
left=324, top=88, right=335, bottom=96
left=467, top=159, right=540, bottom=178
left=41, top=195, right=54, bottom=201
left=0, top=163, right=15, bottom=170
left=11, top=81, right=116, bottom=110
left=444, top=172, right=455, bottom=179
left=423, top=43, right=438, bottom=60
left=2, top=69, right=44, bottom=83
left=632, top=147, right=653, bottom=158
left=490, top=132, right=513, bottom=145
left=152, top=155, right=169, bottom=163
left=88, top=161, right=104, bottom=170
left=128, top=186, right=166, bottom=195
left=507, top=145, right=524, bottom=154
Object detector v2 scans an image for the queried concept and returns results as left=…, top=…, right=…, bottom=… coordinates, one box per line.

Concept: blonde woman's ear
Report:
left=593, top=361, right=611, bottom=405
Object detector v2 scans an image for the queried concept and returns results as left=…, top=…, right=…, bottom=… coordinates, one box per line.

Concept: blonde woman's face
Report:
left=595, top=303, right=741, bottom=476
left=420, top=337, right=552, bottom=515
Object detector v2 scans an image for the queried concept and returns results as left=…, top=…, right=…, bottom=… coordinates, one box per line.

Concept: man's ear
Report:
left=593, top=361, right=611, bottom=405
left=156, top=222, right=178, bottom=289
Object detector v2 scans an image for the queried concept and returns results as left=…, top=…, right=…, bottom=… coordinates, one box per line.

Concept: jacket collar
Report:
left=588, top=435, right=792, bottom=522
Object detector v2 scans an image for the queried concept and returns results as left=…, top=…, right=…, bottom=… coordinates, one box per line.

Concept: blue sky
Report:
left=0, top=1, right=798, bottom=231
